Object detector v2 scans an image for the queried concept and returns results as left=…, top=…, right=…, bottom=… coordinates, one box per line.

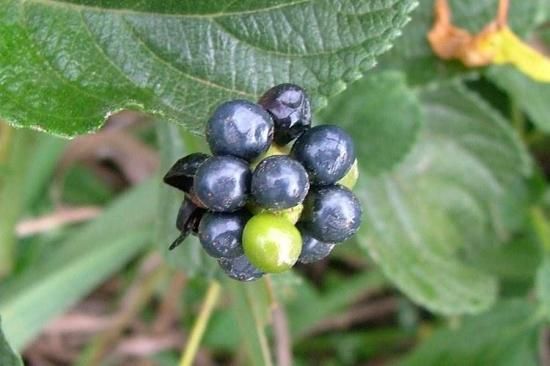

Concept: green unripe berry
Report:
left=337, top=159, right=359, bottom=189
left=246, top=202, right=303, bottom=224
left=250, top=143, right=291, bottom=169
left=242, top=213, right=302, bottom=273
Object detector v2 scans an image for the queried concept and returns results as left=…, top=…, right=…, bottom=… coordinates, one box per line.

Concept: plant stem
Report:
left=244, top=284, right=274, bottom=366
left=179, top=280, right=221, bottom=366
left=264, top=276, right=293, bottom=366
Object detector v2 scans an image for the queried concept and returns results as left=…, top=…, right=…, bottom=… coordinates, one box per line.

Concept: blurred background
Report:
left=1, top=0, right=550, bottom=365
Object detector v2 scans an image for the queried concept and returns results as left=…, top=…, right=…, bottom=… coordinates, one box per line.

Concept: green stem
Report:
left=244, top=284, right=274, bottom=366
left=179, top=280, right=221, bottom=366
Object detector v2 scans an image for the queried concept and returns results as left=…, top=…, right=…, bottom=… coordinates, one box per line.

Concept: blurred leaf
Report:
left=381, top=0, right=544, bottom=84
left=287, top=270, right=386, bottom=337
left=0, top=127, right=35, bottom=277
left=0, top=0, right=415, bottom=136
left=401, top=300, right=539, bottom=366
left=155, top=123, right=217, bottom=277
left=354, top=82, right=530, bottom=315
left=0, top=317, right=22, bottom=366
left=469, top=235, right=541, bottom=282
left=225, top=279, right=272, bottom=366
left=0, top=179, right=156, bottom=350
left=536, top=256, right=550, bottom=319
left=22, top=133, right=66, bottom=210
left=487, top=66, right=550, bottom=133
left=317, top=72, right=422, bottom=175
left=62, top=166, right=114, bottom=205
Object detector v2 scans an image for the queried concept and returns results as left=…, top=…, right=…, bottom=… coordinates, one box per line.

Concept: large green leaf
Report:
left=0, top=0, right=415, bottom=136
left=381, top=0, right=544, bottom=85
left=0, top=317, right=22, bottom=366
left=486, top=68, right=550, bottom=134
left=317, top=72, right=422, bottom=175
left=352, top=81, right=530, bottom=314
left=0, top=179, right=156, bottom=350
left=401, top=300, right=540, bottom=366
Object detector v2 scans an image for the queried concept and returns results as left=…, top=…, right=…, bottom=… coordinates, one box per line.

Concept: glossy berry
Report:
left=251, top=155, right=309, bottom=210
left=301, top=185, right=362, bottom=243
left=259, top=83, right=311, bottom=145
left=218, top=255, right=263, bottom=282
left=194, top=156, right=251, bottom=212
left=297, top=224, right=335, bottom=264
left=163, top=153, right=209, bottom=193
left=291, top=125, right=355, bottom=185
left=243, top=213, right=302, bottom=273
left=198, top=210, right=249, bottom=258
left=206, top=100, right=274, bottom=161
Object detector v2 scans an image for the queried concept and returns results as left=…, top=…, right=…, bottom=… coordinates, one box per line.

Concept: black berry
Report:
left=291, top=125, right=355, bottom=185
left=198, top=210, right=250, bottom=259
left=297, top=224, right=335, bottom=264
left=218, top=255, right=264, bottom=282
left=251, top=155, right=309, bottom=210
left=194, top=156, right=251, bottom=212
left=301, top=185, right=362, bottom=243
left=163, top=153, right=209, bottom=193
left=206, top=100, right=273, bottom=161
left=259, top=83, right=311, bottom=145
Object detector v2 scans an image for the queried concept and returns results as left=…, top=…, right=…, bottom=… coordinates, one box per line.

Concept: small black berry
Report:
left=301, top=185, right=362, bottom=242
left=259, top=83, right=311, bottom=145
left=206, top=100, right=273, bottom=161
left=291, top=125, right=355, bottom=185
left=251, top=155, right=309, bottom=210
left=194, top=156, right=251, bottom=212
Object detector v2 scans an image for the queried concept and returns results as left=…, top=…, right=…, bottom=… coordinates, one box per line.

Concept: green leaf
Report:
left=225, top=279, right=272, bottom=366
left=536, top=256, right=550, bottom=319
left=354, top=82, right=530, bottom=314
left=0, top=0, right=415, bottom=136
left=0, top=127, right=35, bottom=277
left=317, top=72, right=422, bottom=175
left=401, top=300, right=540, bottom=366
left=155, top=123, right=218, bottom=277
left=0, top=179, right=156, bottom=350
left=487, top=66, right=550, bottom=133
left=380, top=0, right=544, bottom=85
left=0, top=317, right=22, bottom=366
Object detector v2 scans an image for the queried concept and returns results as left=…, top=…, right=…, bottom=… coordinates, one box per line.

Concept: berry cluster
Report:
left=164, top=84, right=362, bottom=281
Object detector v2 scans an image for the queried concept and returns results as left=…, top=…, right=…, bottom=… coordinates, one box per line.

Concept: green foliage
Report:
left=0, top=317, right=22, bottom=366
left=317, top=72, right=422, bottom=175
left=1, top=0, right=550, bottom=363
left=401, top=300, right=540, bottom=366
left=0, top=0, right=416, bottom=136
left=0, top=180, right=156, bottom=350
left=488, top=66, right=550, bottom=133
left=326, top=79, right=529, bottom=314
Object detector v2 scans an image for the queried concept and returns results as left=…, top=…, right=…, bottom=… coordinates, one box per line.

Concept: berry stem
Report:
left=179, top=280, right=221, bottom=366
left=264, top=276, right=293, bottom=366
